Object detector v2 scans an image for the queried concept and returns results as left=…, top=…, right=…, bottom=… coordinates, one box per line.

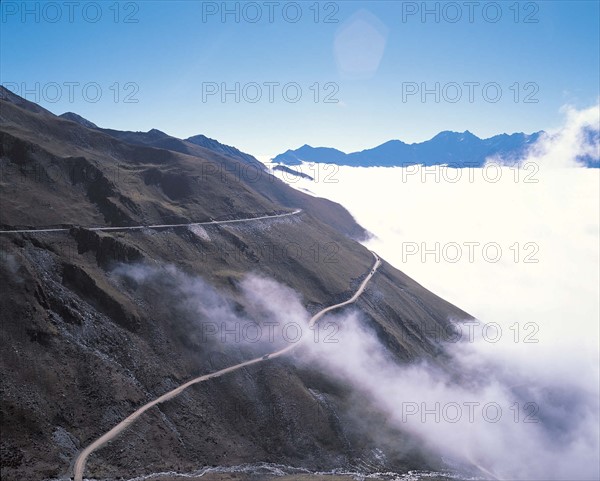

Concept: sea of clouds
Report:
left=271, top=104, right=600, bottom=480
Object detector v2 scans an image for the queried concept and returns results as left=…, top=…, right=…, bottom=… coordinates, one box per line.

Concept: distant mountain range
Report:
left=272, top=131, right=544, bottom=167
left=273, top=130, right=543, bottom=167
left=273, top=131, right=600, bottom=168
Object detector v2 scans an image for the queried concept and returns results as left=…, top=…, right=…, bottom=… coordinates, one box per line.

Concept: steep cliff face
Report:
left=0, top=90, right=470, bottom=481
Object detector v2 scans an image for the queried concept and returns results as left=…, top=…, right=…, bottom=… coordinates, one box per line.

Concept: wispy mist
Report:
left=300, top=308, right=599, bottom=480
left=112, top=264, right=311, bottom=354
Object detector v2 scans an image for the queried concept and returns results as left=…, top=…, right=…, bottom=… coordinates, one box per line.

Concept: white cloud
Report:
left=276, top=104, right=600, bottom=479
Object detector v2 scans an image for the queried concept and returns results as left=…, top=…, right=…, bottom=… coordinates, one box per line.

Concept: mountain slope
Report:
left=0, top=91, right=472, bottom=481
left=59, top=112, right=99, bottom=129
left=186, top=134, right=265, bottom=170
left=54, top=107, right=265, bottom=172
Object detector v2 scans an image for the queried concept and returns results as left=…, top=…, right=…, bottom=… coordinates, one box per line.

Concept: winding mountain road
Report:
left=72, top=251, right=381, bottom=481
left=0, top=209, right=302, bottom=234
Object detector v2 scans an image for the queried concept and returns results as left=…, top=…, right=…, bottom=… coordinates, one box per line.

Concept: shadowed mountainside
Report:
left=0, top=88, right=472, bottom=481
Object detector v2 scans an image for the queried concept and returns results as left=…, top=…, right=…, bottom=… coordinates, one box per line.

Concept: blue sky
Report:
left=1, top=0, right=598, bottom=159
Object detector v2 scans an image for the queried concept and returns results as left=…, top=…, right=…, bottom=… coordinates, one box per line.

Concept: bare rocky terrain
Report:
left=0, top=87, right=473, bottom=481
